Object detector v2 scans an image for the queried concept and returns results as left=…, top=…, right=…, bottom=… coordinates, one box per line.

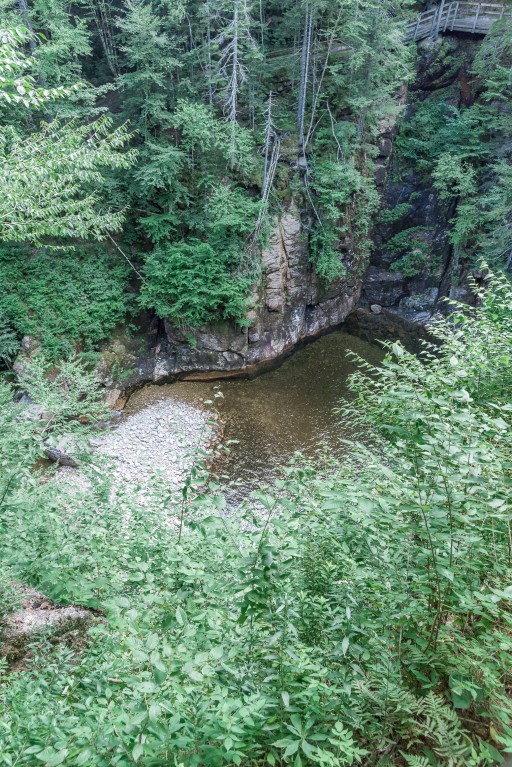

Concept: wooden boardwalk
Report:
left=264, top=1, right=509, bottom=63
left=405, top=2, right=511, bottom=42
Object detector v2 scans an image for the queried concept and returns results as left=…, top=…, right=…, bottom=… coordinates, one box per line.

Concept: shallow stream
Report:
left=126, top=330, right=383, bottom=496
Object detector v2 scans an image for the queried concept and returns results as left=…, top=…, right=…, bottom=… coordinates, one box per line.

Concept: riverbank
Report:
left=58, top=395, right=220, bottom=507
left=118, top=330, right=384, bottom=499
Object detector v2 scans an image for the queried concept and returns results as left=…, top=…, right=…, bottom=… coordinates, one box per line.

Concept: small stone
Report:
left=370, top=304, right=383, bottom=314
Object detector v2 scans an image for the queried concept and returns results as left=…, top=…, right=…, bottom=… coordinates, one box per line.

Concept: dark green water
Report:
left=127, top=330, right=383, bottom=493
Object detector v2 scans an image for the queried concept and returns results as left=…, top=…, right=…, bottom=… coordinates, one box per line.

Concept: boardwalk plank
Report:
left=404, top=1, right=510, bottom=42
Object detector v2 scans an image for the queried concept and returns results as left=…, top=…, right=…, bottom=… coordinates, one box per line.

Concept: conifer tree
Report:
left=213, top=0, right=259, bottom=168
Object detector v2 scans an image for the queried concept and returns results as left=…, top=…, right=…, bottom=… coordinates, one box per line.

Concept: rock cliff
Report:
left=118, top=205, right=368, bottom=386
left=358, top=34, right=484, bottom=324
left=101, top=36, right=490, bottom=392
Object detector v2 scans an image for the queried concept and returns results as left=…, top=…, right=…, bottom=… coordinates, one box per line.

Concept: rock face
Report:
left=359, top=35, right=480, bottom=325
left=128, top=207, right=362, bottom=385
left=345, top=307, right=433, bottom=355
left=360, top=176, right=452, bottom=323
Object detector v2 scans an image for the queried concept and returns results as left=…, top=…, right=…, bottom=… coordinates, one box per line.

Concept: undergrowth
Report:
left=0, top=243, right=133, bottom=361
left=0, top=269, right=511, bottom=765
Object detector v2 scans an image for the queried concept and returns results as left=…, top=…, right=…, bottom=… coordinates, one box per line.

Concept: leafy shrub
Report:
left=387, top=226, right=436, bottom=277
left=172, top=100, right=257, bottom=175
left=0, top=270, right=511, bottom=765
left=140, top=239, right=252, bottom=327
left=0, top=244, right=133, bottom=360
left=18, top=354, right=110, bottom=428
left=309, top=225, right=347, bottom=283
left=0, top=309, right=19, bottom=367
left=377, top=201, right=412, bottom=224
left=309, top=159, right=378, bottom=282
left=395, top=98, right=487, bottom=177
left=0, top=568, right=21, bottom=621
left=394, top=24, right=511, bottom=270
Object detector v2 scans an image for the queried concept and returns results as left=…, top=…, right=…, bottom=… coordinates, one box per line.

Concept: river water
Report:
left=126, top=329, right=383, bottom=496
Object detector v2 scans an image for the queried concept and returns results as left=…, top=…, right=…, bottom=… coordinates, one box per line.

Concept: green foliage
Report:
left=309, top=159, right=379, bottom=282
left=433, top=153, right=478, bottom=202
left=377, top=202, right=412, bottom=224
left=0, top=567, right=21, bottom=620
left=395, top=24, right=511, bottom=270
left=0, top=308, right=19, bottom=366
left=326, top=0, right=415, bottom=140
left=395, top=98, right=487, bottom=175
left=472, top=18, right=512, bottom=109
left=0, top=8, right=511, bottom=760
left=204, top=183, right=261, bottom=246
left=27, top=0, right=91, bottom=87
left=478, top=160, right=512, bottom=267
left=0, top=27, right=135, bottom=246
left=309, top=225, right=347, bottom=283
left=172, top=99, right=229, bottom=157
left=2, top=0, right=417, bottom=326
left=0, top=244, right=133, bottom=360
left=139, top=181, right=259, bottom=327
left=140, top=239, right=251, bottom=327
left=116, top=0, right=183, bottom=137
left=0, top=352, right=107, bottom=571
left=19, top=354, right=110, bottom=427
left=0, top=271, right=511, bottom=765
left=387, top=226, right=435, bottom=277
left=0, top=117, right=135, bottom=244
left=0, top=26, right=78, bottom=107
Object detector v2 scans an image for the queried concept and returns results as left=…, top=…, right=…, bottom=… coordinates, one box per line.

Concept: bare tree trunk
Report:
left=262, top=91, right=274, bottom=193
left=259, top=0, right=265, bottom=49
left=298, top=2, right=313, bottom=150
left=18, top=0, right=36, bottom=52
left=304, top=9, right=342, bottom=151
left=206, top=0, right=213, bottom=107
left=214, top=0, right=257, bottom=169
left=228, top=2, right=239, bottom=169
left=86, top=0, right=119, bottom=77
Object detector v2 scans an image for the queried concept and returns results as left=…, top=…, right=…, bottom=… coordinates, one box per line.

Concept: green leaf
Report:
left=153, top=667, right=167, bottom=685
left=176, top=605, right=187, bottom=625
left=284, top=741, right=300, bottom=757
left=149, top=703, right=161, bottom=722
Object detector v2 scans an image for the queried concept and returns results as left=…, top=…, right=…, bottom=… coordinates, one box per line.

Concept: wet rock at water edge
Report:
left=398, top=288, right=439, bottom=322
left=362, top=267, right=407, bottom=307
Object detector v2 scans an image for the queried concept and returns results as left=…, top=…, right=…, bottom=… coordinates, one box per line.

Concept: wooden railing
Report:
left=404, top=2, right=511, bottom=42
